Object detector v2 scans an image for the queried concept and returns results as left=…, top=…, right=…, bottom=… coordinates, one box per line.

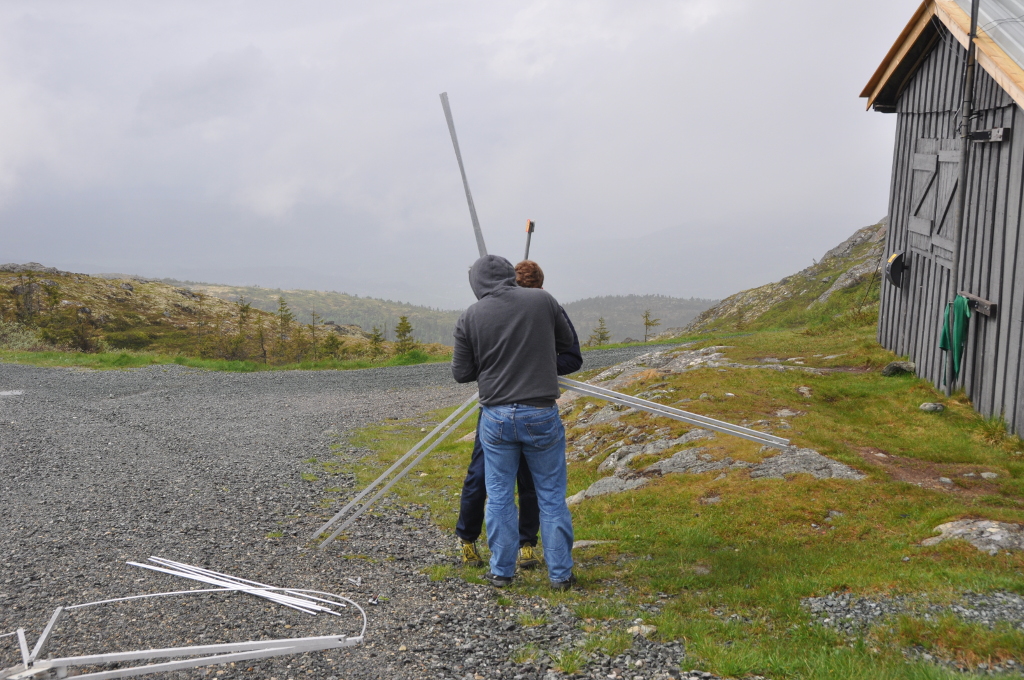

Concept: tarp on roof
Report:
left=863, top=0, right=1024, bottom=111
left=956, top=0, right=1024, bottom=71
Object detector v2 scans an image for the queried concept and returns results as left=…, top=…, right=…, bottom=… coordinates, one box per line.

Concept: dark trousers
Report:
left=455, top=415, right=540, bottom=547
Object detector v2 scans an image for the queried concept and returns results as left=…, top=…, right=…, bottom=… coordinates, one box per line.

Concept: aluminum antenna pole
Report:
left=524, top=219, right=535, bottom=260
left=440, top=92, right=487, bottom=257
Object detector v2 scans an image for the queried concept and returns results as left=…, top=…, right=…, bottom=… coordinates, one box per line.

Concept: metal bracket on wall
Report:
left=969, top=127, right=1011, bottom=143
left=958, top=291, right=997, bottom=316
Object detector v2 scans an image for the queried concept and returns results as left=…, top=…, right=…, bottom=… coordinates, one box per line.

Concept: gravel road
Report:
left=0, top=346, right=697, bottom=680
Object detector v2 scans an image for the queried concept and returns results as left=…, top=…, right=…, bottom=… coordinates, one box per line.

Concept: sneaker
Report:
left=518, top=544, right=540, bottom=570
left=461, top=540, right=483, bottom=567
left=550, top=573, right=578, bottom=592
left=482, top=571, right=513, bottom=588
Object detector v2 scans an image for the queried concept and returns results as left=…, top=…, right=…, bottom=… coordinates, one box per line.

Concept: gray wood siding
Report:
left=879, top=25, right=1024, bottom=433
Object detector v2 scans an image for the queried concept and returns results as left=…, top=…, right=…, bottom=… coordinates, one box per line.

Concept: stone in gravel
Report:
left=881, top=361, right=916, bottom=377
left=796, top=386, right=813, bottom=398
left=457, top=430, right=476, bottom=442
left=939, top=477, right=952, bottom=484
left=920, top=519, right=1024, bottom=554
left=627, top=624, right=657, bottom=637
left=749, top=448, right=865, bottom=480
left=774, top=408, right=802, bottom=418
left=981, top=471, right=998, bottom=479
left=920, top=402, right=944, bottom=412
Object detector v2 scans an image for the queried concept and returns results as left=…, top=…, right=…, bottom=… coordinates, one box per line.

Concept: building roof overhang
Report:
left=861, top=0, right=1024, bottom=112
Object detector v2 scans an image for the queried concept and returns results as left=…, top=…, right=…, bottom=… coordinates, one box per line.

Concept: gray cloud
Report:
left=0, top=0, right=917, bottom=309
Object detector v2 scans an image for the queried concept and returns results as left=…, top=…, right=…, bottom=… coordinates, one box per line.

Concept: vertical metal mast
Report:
left=440, top=92, right=488, bottom=258
left=946, top=0, right=980, bottom=396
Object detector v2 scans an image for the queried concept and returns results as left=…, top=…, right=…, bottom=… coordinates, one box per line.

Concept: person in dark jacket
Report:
left=455, top=260, right=582, bottom=571
left=452, top=255, right=577, bottom=589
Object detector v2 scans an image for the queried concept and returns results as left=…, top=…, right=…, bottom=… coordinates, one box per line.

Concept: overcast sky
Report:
left=0, top=0, right=919, bottom=309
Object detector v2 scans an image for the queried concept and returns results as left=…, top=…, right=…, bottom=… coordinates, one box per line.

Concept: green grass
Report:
left=0, top=348, right=449, bottom=372
left=329, top=302, right=1024, bottom=678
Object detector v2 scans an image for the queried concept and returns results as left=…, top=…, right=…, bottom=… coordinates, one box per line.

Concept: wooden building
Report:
left=863, top=0, right=1024, bottom=433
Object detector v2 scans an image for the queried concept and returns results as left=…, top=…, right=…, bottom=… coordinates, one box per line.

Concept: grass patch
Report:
left=0, top=348, right=449, bottom=372
left=509, top=643, right=542, bottom=664
left=582, top=629, right=633, bottom=657
left=300, top=472, right=319, bottom=482
left=517, top=612, right=549, bottom=627
left=550, top=648, right=587, bottom=674
left=423, top=564, right=455, bottom=582
left=326, top=303, right=1024, bottom=678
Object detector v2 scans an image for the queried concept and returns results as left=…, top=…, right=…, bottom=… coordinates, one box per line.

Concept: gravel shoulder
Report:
left=0, top=346, right=685, bottom=680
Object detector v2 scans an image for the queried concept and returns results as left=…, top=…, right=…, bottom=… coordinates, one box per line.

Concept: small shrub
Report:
left=105, top=331, right=154, bottom=350
left=0, top=320, right=46, bottom=351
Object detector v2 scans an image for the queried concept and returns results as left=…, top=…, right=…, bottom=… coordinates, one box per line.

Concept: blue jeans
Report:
left=454, top=414, right=540, bottom=547
left=479, top=404, right=574, bottom=582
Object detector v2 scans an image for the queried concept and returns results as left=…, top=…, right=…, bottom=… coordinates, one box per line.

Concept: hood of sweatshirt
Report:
left=469, top=255, right=517, bottom=300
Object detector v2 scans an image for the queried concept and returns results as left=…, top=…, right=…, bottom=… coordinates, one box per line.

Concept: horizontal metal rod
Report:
left=148, top=558, right=347, bottom=613
left=19, top=635, right=361, bottom=679
left=559, top=377, right=789, bottom=449
left=319, top=402, right=478, bottom=549
left=126, top=562, right=326, bottom=616
left=310, top=392, right=480, bottom=541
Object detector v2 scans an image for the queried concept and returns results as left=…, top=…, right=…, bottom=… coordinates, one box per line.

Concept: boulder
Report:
left=921, top=519, right=1024, bottom=555
left=749, top=447, right=865, bottom=480
left=882, top=361, right=916, bottom=377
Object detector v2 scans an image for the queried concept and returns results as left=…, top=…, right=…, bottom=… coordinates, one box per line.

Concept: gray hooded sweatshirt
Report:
left=452, top=255, right=573, bottom=407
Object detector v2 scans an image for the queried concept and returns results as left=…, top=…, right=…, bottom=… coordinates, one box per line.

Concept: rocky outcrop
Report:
left=749, top=447, right=865, bottom=480
left=568, top=444, right=865, bottom=505
left=0, top=262, right=73, bottom=276
left=921, top=519, right=1024, bottom=555
left=680, top=219, right=887, bottom=333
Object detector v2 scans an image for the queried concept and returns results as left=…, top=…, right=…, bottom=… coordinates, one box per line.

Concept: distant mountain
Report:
left=562, top=295, right=719, bottom=344
left=159, top=280, right=463, bottom=345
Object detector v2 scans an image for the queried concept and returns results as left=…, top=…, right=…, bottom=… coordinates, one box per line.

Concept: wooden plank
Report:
left=909, top=216, right=933, bottom=235
left=958, top=291, right=998, bottom=317
left=994, top=104, right=1023, bottom=431
left=863, top=2, right=938, bottom=108
left=913, top=152, right=938, bottom=171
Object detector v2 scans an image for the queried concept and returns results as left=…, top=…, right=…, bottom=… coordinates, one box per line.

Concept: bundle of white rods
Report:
left=126, top=557, right=347, bottom=616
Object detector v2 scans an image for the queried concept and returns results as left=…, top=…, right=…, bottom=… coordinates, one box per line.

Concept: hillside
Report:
left=157, top=280, right=463, bottom=346
left=0, top=263, right=449, bottom=367
left=676, top=218, right=887, bottom=334
left=341, top=215, right=1024, bottom=678
left=562, top=294, right=719, bottom=344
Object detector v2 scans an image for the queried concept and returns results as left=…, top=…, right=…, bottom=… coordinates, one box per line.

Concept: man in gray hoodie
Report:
left=452, top=255, right=577, bottom=589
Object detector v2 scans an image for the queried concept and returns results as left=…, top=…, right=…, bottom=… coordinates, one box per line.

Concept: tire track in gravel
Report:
left=0, top=347, right=693, bottom=680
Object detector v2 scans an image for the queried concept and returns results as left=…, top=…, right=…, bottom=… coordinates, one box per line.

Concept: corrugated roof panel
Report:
left=956, top=0, right=1024, bottom=69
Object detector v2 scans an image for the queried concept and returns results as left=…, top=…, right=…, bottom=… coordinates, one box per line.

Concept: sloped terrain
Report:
left=341, top=217, right=1024, bottom=679
left=679, top=219, right=887, bottom=334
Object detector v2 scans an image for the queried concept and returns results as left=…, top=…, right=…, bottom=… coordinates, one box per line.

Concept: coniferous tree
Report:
left=394, top=315, right=416, bottom=354
left=642, top=309, right=661, bottom=342
left=368, top=325, right=385, bottom=360
left=587, top=317, right=611, bottom=347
